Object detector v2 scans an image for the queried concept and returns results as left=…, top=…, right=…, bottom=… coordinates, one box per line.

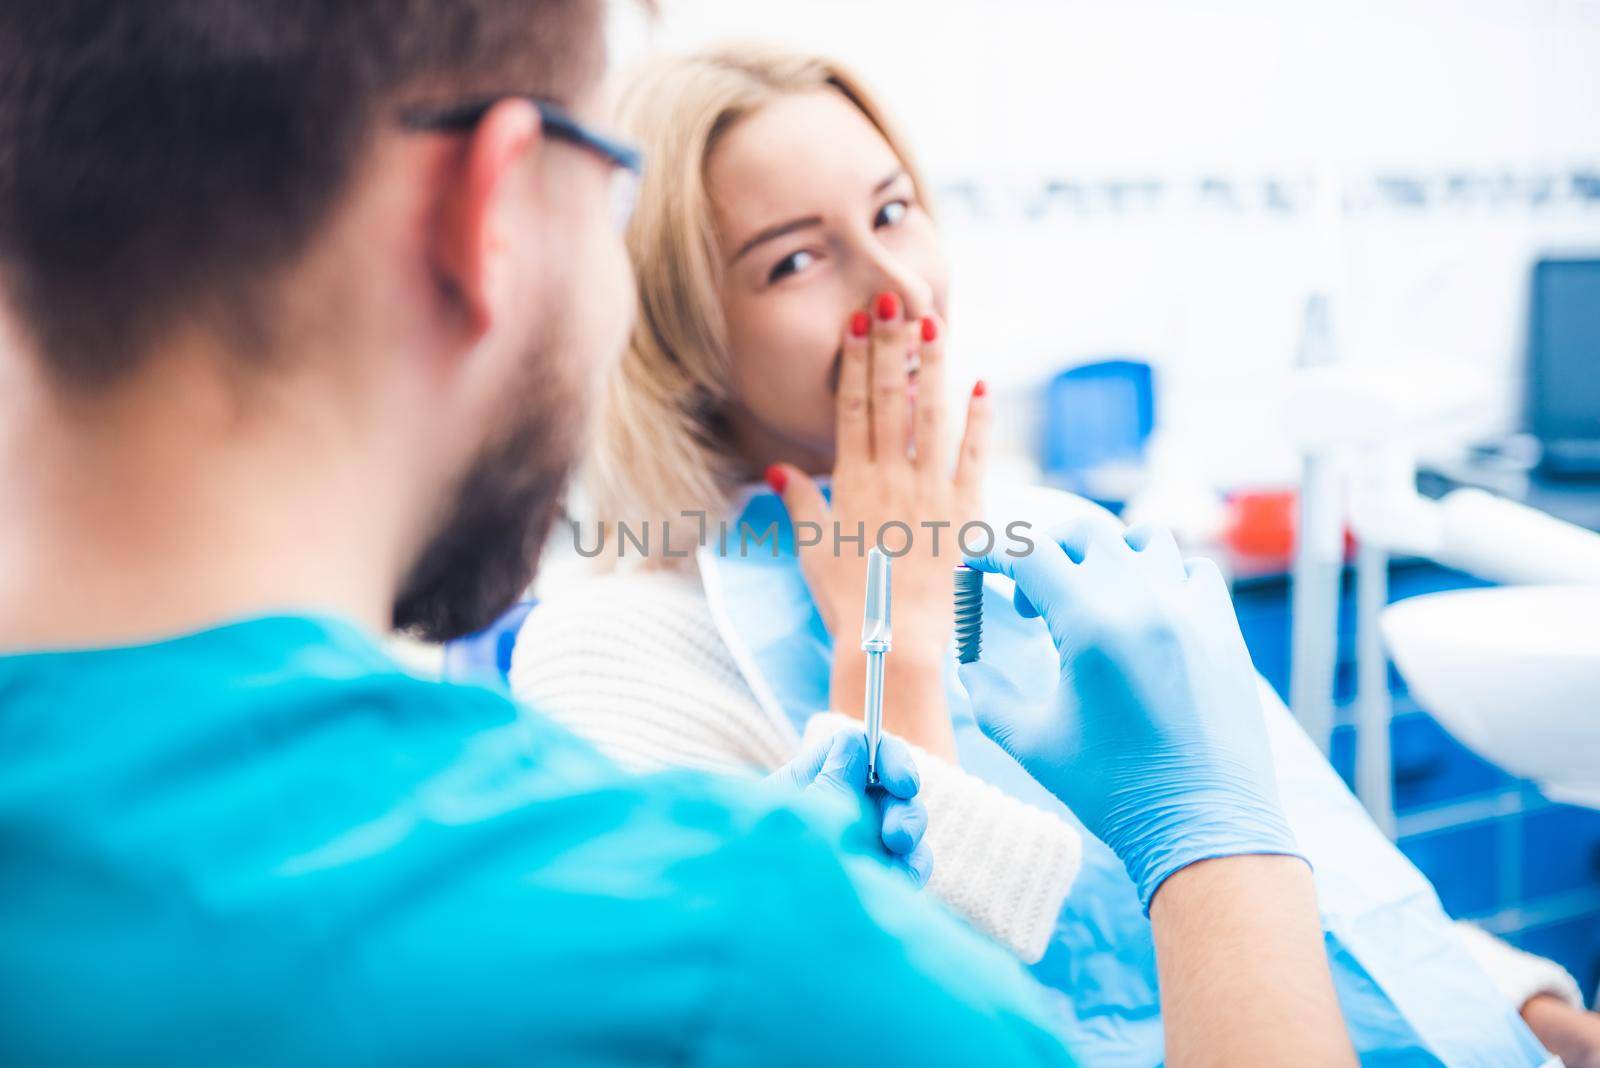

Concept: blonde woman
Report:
left=510, top=43, right=1594, bottom=1063
left=514, top=44, right=1082, bottom=966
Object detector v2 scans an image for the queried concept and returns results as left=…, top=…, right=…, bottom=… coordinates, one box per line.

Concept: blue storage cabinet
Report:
left=1234, top=562, right=1600, bottom=1005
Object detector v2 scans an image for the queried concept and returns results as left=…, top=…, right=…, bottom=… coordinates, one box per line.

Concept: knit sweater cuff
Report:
left=804, top=713, right=1081, bottom=963
left=1454, top=921, right=1586, bottom=1011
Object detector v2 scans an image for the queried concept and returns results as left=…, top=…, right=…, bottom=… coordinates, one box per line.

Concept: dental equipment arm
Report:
left=960, top=519, right=1355, bottom=1066
left=1378, top=485, right=1600, bottom=586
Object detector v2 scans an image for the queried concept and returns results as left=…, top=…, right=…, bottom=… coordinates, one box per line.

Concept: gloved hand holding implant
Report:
left=958, top=518, right=1304, bottom=910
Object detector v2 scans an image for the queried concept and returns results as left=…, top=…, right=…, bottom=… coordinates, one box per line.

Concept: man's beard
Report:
left=391, top=356, right=582, bottom=644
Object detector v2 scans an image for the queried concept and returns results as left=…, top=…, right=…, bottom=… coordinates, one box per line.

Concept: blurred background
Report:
left=615, top=0, right=1600, bottom=489
left=582, top=0, right=1600, bottom=1001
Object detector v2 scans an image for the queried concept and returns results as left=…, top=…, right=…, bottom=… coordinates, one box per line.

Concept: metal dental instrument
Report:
left=861, top=547, right=892, bottom=787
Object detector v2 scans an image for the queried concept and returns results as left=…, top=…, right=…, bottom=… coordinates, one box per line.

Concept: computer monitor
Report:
left=1527, top=257, right=1600, bottom=475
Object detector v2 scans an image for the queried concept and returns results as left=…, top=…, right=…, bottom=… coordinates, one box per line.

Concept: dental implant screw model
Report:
left=861, top=548, right=892, bottom=787
left=953, top=564, right=983, bottom=664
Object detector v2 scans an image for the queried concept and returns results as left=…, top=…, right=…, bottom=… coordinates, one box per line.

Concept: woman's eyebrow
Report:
left=873, top=167, right=907, bottom=195
left=730, top=216, right=822, bottom=264
left=728, top=169, right=908, bottom=265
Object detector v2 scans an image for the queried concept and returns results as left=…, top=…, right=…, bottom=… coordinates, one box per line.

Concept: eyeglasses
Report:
left=401, top=97, right=644, bottom=231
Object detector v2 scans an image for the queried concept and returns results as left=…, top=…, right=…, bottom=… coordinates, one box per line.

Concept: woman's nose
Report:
left=858, top=249, right=935, bottom=321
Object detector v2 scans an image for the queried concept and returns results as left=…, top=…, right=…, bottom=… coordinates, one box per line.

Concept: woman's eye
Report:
left=768, top=249, right=815, bottom=284
left=875, top=199, right=909, bottom=228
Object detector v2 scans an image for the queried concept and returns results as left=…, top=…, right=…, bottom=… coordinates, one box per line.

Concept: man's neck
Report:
left=0, top=350, right=417, bottom=652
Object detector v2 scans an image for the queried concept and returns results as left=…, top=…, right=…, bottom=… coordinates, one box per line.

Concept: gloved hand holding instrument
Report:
left=767, top=547, right=932, bottom=890
left=770, top=547, right=933, bottom=890
left=768, top=727, right=932, bottom=890
left=957, top=516, right=1305, bottom=911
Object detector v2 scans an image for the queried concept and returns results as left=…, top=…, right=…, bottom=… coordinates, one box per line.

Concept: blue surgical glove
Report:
left=769, top=730, right=933, bottom=889
left=960, top=518, right=1303, bottom=911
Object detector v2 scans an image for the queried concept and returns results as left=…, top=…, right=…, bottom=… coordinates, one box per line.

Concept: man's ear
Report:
left=429, top=99, right=541, bottom=338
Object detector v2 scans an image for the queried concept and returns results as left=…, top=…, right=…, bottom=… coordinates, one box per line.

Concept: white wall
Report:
left=614, top=0, right=1600, bottom=485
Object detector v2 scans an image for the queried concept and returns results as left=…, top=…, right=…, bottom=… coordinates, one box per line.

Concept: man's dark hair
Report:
left=0, top=1, right=602, bottom=389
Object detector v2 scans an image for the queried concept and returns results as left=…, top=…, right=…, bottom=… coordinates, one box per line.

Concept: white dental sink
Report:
left=1382, top=586, right=1600, bottom=810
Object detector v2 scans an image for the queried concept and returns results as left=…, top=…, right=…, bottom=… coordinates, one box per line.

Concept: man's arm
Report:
left=962, top=519, right=1358, bottom=1066
left=1152, top=857, right=1353, bottom=1068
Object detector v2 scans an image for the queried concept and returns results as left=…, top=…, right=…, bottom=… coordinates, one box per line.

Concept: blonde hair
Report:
left=580, top=42, right=932, bottom=567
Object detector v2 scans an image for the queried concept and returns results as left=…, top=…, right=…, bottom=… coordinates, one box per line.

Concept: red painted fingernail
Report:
left=972, top=379, right=987, bottom=397
left=764, top=464, right=788, bottom=494
left=849, top=311, right=870, bottom=338
left=920, top=316, right=938, bottom=343
left=874, top=291, right=899, bottom=321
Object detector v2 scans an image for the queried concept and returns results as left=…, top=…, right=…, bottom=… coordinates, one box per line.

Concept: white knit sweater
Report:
left=508, top=566, right=1082, bottom=964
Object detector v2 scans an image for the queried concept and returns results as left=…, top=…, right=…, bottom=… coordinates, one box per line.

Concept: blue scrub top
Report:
left=0, top=615, right=1073, bottom=1066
